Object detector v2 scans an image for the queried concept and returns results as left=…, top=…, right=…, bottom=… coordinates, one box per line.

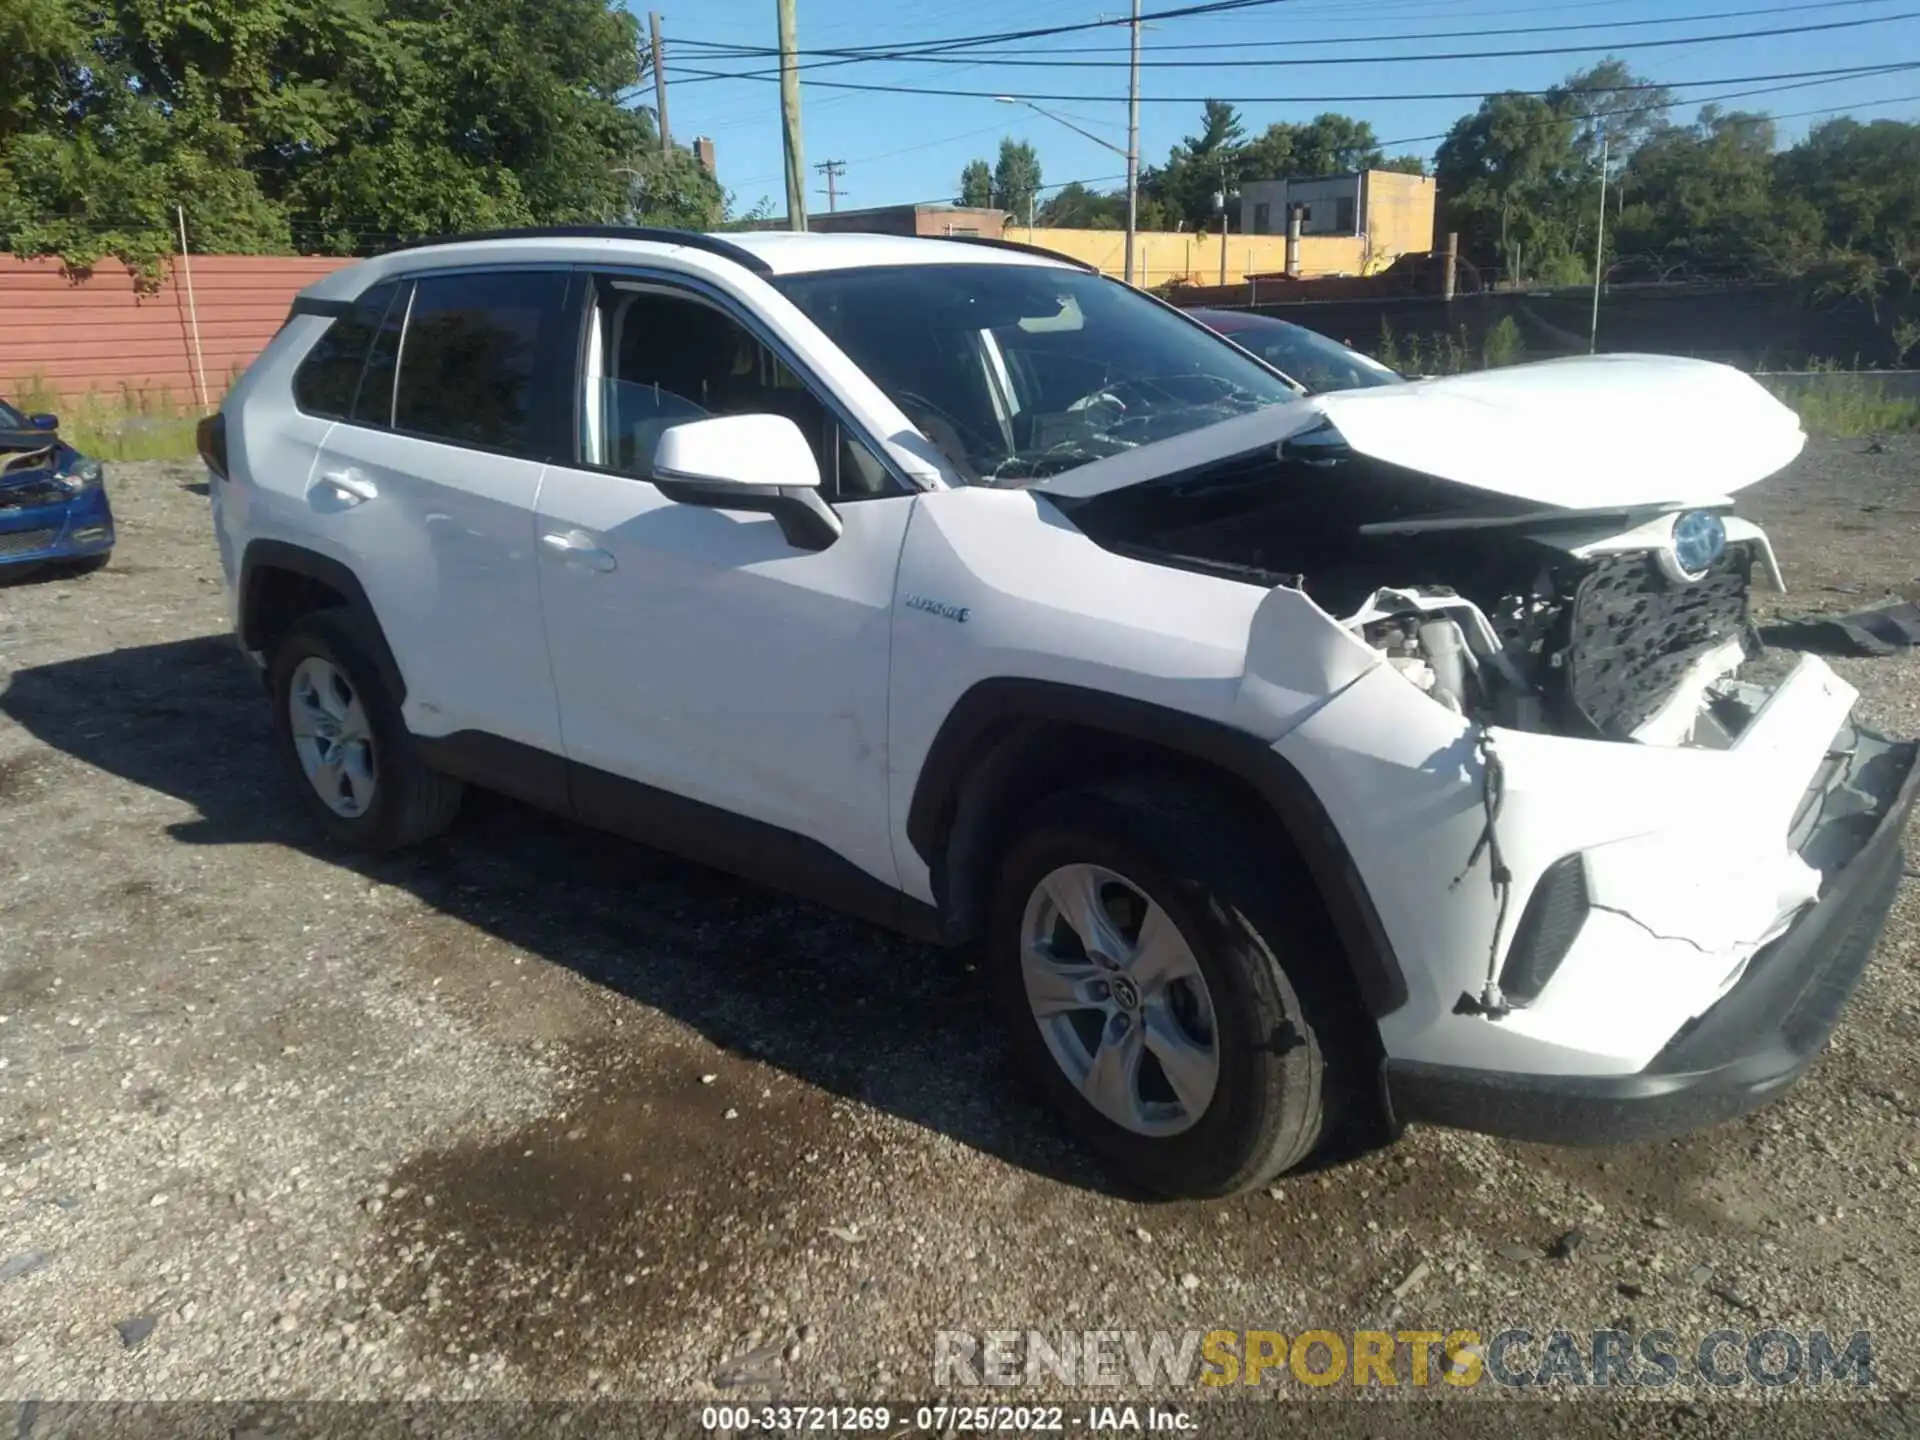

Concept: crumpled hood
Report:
left=0, top=426, right=58, bottom=456
left=1036, top=353, right=1806, bottom=510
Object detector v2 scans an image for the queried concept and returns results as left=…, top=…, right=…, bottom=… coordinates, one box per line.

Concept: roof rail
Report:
left=373, top=225, right=773, bottom=275
left=936, top=235, right=1099, bottom=273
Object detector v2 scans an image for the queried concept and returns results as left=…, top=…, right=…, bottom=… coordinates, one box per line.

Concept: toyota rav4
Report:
left=201, top=227, right=1918, bottom=1198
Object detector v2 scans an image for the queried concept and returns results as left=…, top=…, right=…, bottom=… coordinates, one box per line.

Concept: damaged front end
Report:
left=1050, top=380, right=1917, bottom=1116
left=1061, top=420, right=1788, bottom=751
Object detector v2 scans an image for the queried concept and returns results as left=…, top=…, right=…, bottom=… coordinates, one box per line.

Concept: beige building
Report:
left=1237, top=170, right=1437, bottom=272
left=762, top=204, right=1008, bottom=238
left=1007, top=227, right=1378, bottom=287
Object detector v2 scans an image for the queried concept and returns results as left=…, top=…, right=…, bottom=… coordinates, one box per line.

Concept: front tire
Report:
left=987, top=778, right=1354, bottom=1198
left=267, top=609, right=462, bottom=852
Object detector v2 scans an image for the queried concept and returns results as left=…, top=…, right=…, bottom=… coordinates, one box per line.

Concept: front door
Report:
left=533, top=274, right=913, bottom=888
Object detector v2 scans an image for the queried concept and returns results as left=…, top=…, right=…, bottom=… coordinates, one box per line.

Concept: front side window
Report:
left=775, top=263, right=1300, bottom=483
left=291, top=282, right=399, bottom=420
left=582, top=278, right=895, bottom=501
left=391, top=270, right=570, bottom=458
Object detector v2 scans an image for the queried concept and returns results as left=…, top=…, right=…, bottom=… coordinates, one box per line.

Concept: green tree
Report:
left=1286, top=113, right=1385, bottom=175
left=1551, top=58, right=1675, bottom=163
left=1036, top=181, right=1124, bottom=228
left=1613, top=107, right=1817, bottom=278
left=1141, top=100, right=1249, bottom=230
left=992, top=138, right=1043, bottom=222
left=0, top=0, right=693, bottom=272
left=958, top=158, right=993, bottom=208
left=1775, top=117, right=1920, bottom=265
left=1435, top=91, right=1583, bottom=284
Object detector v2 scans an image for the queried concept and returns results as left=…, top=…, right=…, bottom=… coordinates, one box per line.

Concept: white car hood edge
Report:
left=1035, top=353, right=1807, bottom=511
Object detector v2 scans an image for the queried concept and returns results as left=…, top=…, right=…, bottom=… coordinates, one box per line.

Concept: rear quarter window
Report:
left=290, top=283, right=401, bottom=420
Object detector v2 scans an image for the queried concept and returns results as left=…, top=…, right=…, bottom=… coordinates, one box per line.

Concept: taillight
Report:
left=196, top=412, right=229, bottom=481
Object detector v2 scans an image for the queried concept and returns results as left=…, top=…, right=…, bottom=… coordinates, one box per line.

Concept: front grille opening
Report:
left=0, top=528, right=61, bottom=558
left=1499, top=854, right=1591, bottom=1006
left=1561, top=549, right=1752, bottom=739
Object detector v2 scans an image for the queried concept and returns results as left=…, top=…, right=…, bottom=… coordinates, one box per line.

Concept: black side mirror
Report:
left=28, top=413, right=59, bottom=431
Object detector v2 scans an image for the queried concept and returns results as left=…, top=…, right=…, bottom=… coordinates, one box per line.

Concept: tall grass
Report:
left=9, top=373, right=211, bottom=462
left=1371, top=318, right=1525, bottom=376
left=1763, top=360, right=1920, bottom=438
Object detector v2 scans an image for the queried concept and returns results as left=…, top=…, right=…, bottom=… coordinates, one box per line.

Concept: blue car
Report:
left=0, top=398, right=115, bottom=574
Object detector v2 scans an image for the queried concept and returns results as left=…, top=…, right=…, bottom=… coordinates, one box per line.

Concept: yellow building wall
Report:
left=1018, top=227, right=1367, bottom=284
left=1363, top=172, right=1439, bottom=268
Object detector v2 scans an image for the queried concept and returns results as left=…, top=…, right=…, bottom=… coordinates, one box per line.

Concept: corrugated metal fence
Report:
left=0, top=255, right=351, bottom=407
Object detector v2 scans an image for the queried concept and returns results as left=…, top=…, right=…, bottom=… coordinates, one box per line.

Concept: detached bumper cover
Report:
left=1384, top=729, right=1920, bottom=1146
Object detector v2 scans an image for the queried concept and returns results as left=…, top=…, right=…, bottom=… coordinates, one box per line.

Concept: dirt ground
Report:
left=2, top=440, right=1918, bottom=1425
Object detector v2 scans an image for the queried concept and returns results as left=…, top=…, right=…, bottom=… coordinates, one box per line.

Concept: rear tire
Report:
left=267, top=609, right=462, bottom=852
left=987, top=777, right=1356, bottom=1198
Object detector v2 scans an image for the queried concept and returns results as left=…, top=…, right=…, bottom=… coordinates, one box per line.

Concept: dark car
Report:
left=0, top=399, right=115, bottom=575
left=1186, top=308, right=1403, bottom=395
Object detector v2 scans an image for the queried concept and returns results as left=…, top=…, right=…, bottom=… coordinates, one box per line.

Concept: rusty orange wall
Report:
left=0, top=255, right=353, bottom=407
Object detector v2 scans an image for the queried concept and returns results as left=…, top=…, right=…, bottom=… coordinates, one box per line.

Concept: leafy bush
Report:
left=1481, top=315, right=1527, bottom=367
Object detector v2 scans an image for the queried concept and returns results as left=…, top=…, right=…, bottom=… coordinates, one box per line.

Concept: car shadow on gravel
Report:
left=1, top=632, right=1130, bottom=1197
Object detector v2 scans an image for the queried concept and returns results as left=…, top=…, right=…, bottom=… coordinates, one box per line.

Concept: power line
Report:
left=679, top=0, right=1909, bottom=64
left=1369, top=63, right=1920, bottom=149
left=674, top=0, right=1291, bottom=71
left=693, top=64, right=1920, bottom=204
left=667, top=61, right=1920, bottom=104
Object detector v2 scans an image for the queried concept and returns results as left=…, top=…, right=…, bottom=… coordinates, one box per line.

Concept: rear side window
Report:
left=392, top=270, right=571, bottom=458
left=291, top=283, right=400, bottom=420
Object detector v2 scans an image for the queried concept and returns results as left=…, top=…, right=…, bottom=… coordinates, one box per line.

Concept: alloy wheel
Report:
left=287, top=656, right=378, bottom=818
left=1019, top=863, right=1220, bottom=1137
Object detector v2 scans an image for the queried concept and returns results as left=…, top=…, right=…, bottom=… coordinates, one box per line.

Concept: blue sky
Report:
left=636, top=0, right=1920, bottom=216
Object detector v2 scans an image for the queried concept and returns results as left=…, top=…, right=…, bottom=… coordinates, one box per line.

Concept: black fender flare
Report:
left=237, top=539, right=407, bottom=705
left=905, top=677, right=1407, bottom=1018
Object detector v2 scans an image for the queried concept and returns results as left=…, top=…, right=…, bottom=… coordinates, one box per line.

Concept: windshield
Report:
left=0, top=398, right=27, bottom=429
left=1209, top=315, right=1402, bottom=394
left=775, top=263, right=1301, bottom=483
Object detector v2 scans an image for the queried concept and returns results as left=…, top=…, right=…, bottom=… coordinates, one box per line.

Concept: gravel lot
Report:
left=2, top=441, right=1918, bottom=1422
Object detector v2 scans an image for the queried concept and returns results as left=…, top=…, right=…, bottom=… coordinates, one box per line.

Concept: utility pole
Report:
left=1214, top=169, right=1231, bottom=285
left=1124, top=0, right=1140, bottom=287
left=649, top=12, right=670, bottom=153
left=815, top=159, right=846, bottom=212
left=778, top=0, right=807, bottom=231
left=1589, top=131, right=1608, bottom=353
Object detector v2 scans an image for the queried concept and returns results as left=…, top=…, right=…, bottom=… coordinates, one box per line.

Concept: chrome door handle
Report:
left=320, top=468, right=378, bottom=503
left=541, top=531, right=616, bottom=572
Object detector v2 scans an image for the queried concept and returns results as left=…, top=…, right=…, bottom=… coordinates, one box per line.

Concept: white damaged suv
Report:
left=201, top=227, right=1919, bottom=1198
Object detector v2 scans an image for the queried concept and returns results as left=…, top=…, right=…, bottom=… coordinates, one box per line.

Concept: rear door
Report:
left=303, top=267, right=574, bottom=756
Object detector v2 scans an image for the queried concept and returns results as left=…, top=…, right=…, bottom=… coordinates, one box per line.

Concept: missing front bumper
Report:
left=1382, top=728, right=1919, bottom=1147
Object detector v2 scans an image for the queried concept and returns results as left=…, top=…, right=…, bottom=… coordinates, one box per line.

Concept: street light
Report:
left=995, top=96, right=1138, bottom=286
